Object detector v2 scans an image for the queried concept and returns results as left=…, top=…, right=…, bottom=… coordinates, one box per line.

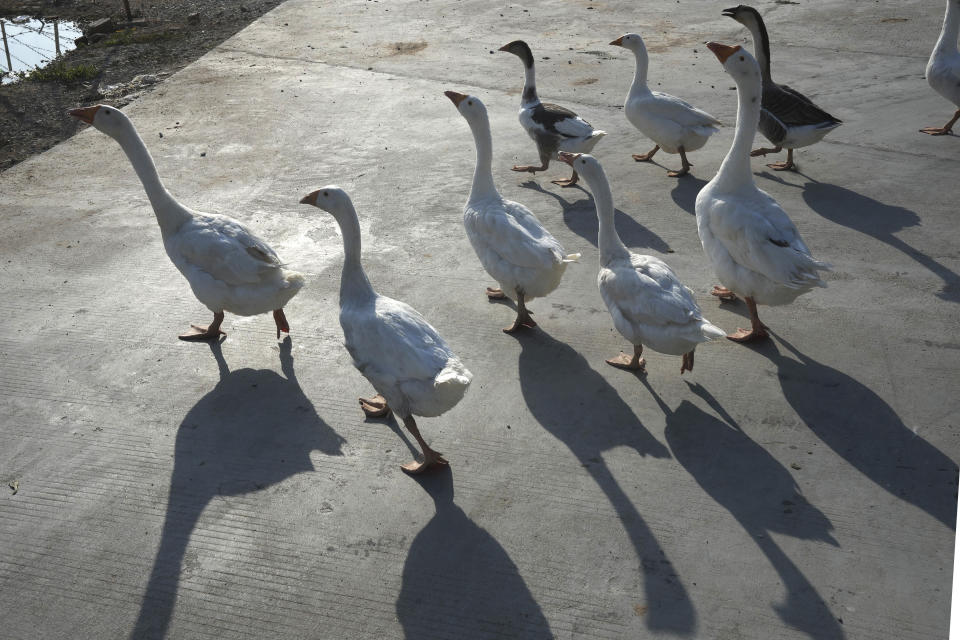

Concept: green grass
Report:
left=22, top=61, right=99, bottom=83
left=100, top=28, right=176, bottom=47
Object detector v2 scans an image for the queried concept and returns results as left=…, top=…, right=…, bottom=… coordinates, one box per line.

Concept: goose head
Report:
left=558, top=152, right=605, bottom=185
left=444, top=90, right=487, bottom=121
left=609, top=33, right=647, bottom=56
left=68, top=104, right=134, bottom=140
left=299, top=185, right=354, bottom=222
left=498, top=40, right=534, bottom=69
left=707, top=42, right=760, bottom=84
left=721, top=4, right=762, bottom=27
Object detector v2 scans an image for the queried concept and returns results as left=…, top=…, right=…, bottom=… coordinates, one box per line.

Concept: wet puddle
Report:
left=1, top=16, right=84, bottom=84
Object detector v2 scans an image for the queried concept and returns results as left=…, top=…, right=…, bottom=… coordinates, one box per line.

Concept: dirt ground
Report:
left=0, top=0, right=285, bottom=169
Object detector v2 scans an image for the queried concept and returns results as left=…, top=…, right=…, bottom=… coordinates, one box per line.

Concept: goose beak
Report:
left=706, top=42, right=741, bottom=63
left=69, top=105, right=100, bottom=124
left=497, top=44, right=510, bottom=52
left=444, top=90, right=468, bottom=106
left=721, top=7, right=738, bottom=17
left=299, top=190, right=319, bottom=205
left=558, top=151, right=580, bottom=166
left=609, top=36, right=624, bottom=47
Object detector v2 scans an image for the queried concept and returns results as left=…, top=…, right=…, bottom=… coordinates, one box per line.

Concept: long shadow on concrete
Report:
left=515, top=329, right=696, bottom=635
left=129, top=338, right=346, bottom=640
left=396, top=469, right=553, bottom=639
left=669, top=176, right=708, bottom=216
left=519, top=180, right=672, bottom=253
left=650, top=380, right=844, bottom=639
left=759, top=172, right=960, bottom=303
left=751, top=334, right=958, bottom=530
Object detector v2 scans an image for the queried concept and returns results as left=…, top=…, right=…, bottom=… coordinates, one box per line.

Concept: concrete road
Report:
left=1, top=1, right=957, bottom=638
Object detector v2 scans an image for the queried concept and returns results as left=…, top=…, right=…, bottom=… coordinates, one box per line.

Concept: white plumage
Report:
left=697, top=43, right=829, bottom=342
left=446, top=91, right=579, bottom=332
left=69, top=104, right=303, bottom=340
left=922, top=0, right=960, bottom=135
left=611, top=33, right=719, bottom=176
left=561, top=152, right=723, bottom=373
left=301, top=186, right=471, bottom=473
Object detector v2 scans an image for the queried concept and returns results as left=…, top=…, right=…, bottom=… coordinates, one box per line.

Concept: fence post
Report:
left=53, top=19, right=60, bottom=56
left=122, top=0, right=133, bottom=22
left=0, top=21, right=12, bottom=73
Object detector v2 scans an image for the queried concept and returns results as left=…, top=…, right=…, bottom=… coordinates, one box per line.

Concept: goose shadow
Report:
left=515, top=329, right=695, bottom=634
left=649, top=380, right=844, bottom=639
left=396, top=469, right=553, bottom=638
left=519, top=179, right=673, bottom=253
left=760, top=172, right=960, bottom=303
left=747, top=333, right=958, bottom=530
left=129, top=338, right=346, bottom=640
left=669, top=176, right=708, bottom=216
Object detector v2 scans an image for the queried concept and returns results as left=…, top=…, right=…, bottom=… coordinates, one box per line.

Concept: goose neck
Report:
left=334, top=204, right=375, bottom=304
left=935, top=0, right=960, bottom=55
left=521, top=63, right=539, bottom=106
left=742, top=14, right=773, bottom=81
left=466, top=112, right=499, bottom=202
left=588, top=172, right=630, bottom=264
left=628, top=45, right=651, bottom=97
left=713, top=67, right=762, bottom=192
left=115, top=127, right=189, bottom=237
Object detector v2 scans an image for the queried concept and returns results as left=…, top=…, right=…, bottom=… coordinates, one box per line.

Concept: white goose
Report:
left=610, top=33, right=720, bottom=178
left=559, top=152, right=725, bottom=373
left=922, top=0, right=960, bottom=135
left=696, top=44, right=829, bottom=342
left=445, top=90, right=579, bottom=333
left=300, top=186, right=472, bottom=474
left=499, top=40, right=606, bottom=187
left=68, top=105, right=303, bottom=341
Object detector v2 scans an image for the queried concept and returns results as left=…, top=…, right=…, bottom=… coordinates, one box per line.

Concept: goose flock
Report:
left=67, top=3, right=957, bottom=474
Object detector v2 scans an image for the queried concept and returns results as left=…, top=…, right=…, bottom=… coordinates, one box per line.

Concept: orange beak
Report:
left=609, top=36, right=624, bottom=46
left=68, top=105, right=100, bottom=124
left=444, top=91, right=468, bottom=106
left=300, top=190, right=320, bottom=205
left=558, top=151, right=580, bottom=166
left=706, top=42, right=741, bottom=64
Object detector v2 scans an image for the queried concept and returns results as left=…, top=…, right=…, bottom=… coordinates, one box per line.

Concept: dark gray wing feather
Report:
left=762, top=82, right=841, bottom=127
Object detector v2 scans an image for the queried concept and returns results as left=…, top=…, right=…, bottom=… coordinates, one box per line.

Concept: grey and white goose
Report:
left=722, top=5, right=841, bottom=171
left=499, top=40, right=606, bottom=187
left=921, top=0, right=960, bottom=135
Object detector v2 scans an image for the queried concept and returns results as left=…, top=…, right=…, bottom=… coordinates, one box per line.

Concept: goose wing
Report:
left=603, top=256, right=701, bottom=327
left=763, top=82, right=841, bottom=126
left=536, top=102, right=597, bottom=138
left=649, top=92, right=721, bottom=126
left=343, top=297, right=452, bottom=383
left=466, top=199, right=564, bottom=269
left=174, top=214, right=284, bottom=285
left=707, top=193, right=824, bottom=287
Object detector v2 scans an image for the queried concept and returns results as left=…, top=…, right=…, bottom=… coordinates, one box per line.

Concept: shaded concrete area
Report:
left=0, top=1, right=958, bottom=639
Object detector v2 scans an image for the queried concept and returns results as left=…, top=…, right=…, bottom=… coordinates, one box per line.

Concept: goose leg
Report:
left=512, top=147, right=551, bottom=174
left=179, top=311, right=226, bottom=341
left=767, top=148, right=796, bottom=171
left=486, top=287, right=506, bottom=299
left=503, top=291, right=537, bottom=333
left=711, top=285, right=738, bottom=302
left=273, top=309, right=290, bottom=339
left=551, top=169, right=579, bottom=188
left=920, top=109, right=960, bottom=135
left=681, top=350, right=695, bottom=375
left=400, top=415, right=448, bottom=474
left=632, top=144, right=660, bottom=162
left=359, top=393, right=390, bottom=418
left=727, top=297, right=770, bottom=342
left=750, top=144, right=782, bottom=158
left=668, top=147, right=692, bottom=177
left=606, top=344, right=646, bottom=372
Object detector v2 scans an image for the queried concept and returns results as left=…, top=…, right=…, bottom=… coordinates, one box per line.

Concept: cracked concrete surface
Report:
left=0, top=1, right=957, bottom=639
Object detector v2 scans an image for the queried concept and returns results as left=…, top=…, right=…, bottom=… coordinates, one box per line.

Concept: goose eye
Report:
left=739, top=56, right=745, bottom=61
left=323, top=191, right=328, bottom=197
left=467, top=100, right=473, bottom=106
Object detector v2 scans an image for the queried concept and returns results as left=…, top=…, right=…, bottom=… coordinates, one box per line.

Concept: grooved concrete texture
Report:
left=1, top=1, right=957, bottom=639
